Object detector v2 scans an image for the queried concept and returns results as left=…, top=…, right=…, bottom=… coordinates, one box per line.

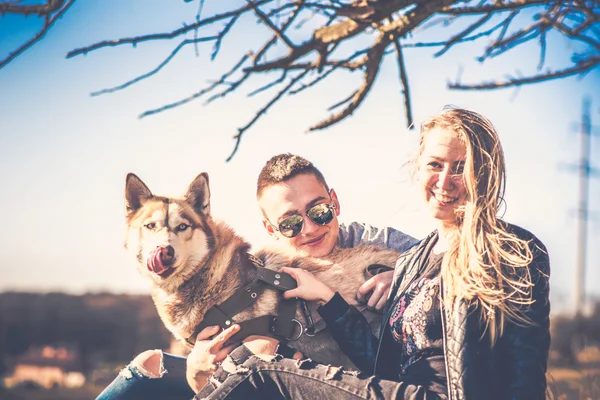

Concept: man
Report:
left=97, top=154, right=416, bottom=399
left=186, top=154, right=416, bottom=393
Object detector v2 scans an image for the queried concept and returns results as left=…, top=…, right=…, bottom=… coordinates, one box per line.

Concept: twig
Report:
left=248, top=0, right=294, bottom=48
left=66, top=0, right=274, bottom=58
left=309, top=36, right=391, bottom=131
left=211, top=15, right=240, bottom=60
left=0, top=0, right=74, bottom=69
left=537, top=28, right=547, bottom=71
left=226, top=70, right=310, bottom=161
left=139, top=55, right=249, bottom=118
left=449, top=55, right=600, bottom=90
left=91, top=36, right=218, bottom=97
left=0, top=0, right=65, bottom=15
left=248, top=71, right=288, bottom=97
left=442, top=0, right=549, bottom=15
left=434, top=13, right=493, bottom=57
left=394, top=38, right=413, bottom=129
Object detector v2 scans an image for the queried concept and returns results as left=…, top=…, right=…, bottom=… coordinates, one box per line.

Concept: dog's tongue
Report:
left=148, top=247, right=170, bottom=275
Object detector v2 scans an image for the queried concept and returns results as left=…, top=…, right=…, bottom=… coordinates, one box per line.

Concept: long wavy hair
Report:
left=419, top=108, right=535, bottom=346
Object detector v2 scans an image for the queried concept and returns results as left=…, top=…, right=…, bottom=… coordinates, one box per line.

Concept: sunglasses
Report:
left=271, top=203, right=336, bottom=238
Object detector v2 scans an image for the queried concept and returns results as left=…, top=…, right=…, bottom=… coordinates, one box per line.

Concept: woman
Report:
left=195, top=108, right=551, bottom=400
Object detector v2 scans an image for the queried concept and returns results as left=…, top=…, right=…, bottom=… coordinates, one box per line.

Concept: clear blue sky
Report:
left=1, top=1, right=598, bottom=315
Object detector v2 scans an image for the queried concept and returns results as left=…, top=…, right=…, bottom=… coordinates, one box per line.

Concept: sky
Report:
left=0, top=1, right=598, bottom=316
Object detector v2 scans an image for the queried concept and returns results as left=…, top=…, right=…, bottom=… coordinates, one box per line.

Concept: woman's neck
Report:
left=435, top=222, right=458, bottom=254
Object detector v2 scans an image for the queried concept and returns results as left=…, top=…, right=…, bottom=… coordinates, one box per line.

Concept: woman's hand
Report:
left=186, top=324, right=240, bottom=393
left=356, top=270, right=394, bottom=311
left=281, top=267, right=335, bottom=305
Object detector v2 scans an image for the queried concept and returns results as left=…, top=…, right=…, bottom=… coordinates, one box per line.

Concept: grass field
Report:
left=3, top=347, right=599, bottom=400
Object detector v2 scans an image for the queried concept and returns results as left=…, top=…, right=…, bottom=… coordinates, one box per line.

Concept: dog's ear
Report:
left=185, top=172, right=211, bottom=216
left=125, top=173, right=153, bottom=216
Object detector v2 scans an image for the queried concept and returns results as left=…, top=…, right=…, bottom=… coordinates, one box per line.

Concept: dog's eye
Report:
left=144, top=222, right=156, bottom=230
left=176, top=223, right=189, bottom=232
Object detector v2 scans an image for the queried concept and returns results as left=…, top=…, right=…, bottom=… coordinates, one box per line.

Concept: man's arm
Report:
left=339, top=222, right=417, bottom=310
left=318, top=292, right=381, bottom=372
left=280, top=267, right=380, bottom=372
left=338, top=222, right=418, bottom=253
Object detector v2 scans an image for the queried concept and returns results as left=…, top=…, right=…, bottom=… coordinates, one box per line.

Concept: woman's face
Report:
left=418, top=127, right=468, bottom=226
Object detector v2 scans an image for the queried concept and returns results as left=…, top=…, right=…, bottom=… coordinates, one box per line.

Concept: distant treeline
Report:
left=0, top=292, right=170, bottom=375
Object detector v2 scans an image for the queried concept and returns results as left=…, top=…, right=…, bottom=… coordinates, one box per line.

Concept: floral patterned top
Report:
left=388, top=249, right=444, bottom=377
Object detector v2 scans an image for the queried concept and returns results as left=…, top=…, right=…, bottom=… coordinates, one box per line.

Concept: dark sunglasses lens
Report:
left=278, top=214, right=304, bottom=238
left=307, top=204, right=334, bottom=226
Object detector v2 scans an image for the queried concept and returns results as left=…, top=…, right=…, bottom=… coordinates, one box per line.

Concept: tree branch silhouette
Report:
left=0, top=0, right=74, bottom=69
left=2, top=0, right=598, bottom=160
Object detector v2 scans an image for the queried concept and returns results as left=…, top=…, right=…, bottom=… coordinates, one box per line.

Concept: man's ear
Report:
left=185, top=172, right=211, bottom=216
left=330, top=188, right=341, bottom=217
left=125, top=173, right=153, bottom=216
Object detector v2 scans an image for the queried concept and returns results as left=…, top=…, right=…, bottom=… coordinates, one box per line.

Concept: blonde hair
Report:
left=419, top=108, right=534, bottom=346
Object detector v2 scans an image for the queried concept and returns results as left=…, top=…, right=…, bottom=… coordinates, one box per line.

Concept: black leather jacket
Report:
left=318, top=223, right=551, bottom=400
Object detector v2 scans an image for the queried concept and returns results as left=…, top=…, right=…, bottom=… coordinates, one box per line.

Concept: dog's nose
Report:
left=160, top=245, right=175, bottom=265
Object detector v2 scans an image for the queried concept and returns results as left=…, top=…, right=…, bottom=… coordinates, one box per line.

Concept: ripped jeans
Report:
left=96, top=351, right=194, bottom=400
left=195, top=346, right=446, bottom=400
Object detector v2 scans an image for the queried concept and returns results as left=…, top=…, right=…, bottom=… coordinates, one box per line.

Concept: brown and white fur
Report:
left=124, top=172, right=401, bottom=368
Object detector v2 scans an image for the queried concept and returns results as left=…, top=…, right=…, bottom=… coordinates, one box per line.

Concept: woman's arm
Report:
left=281, top=267, right=381, bottom=372
left=498, top=237, right=551, bottom=400
left=317, top=292, right=381, bottom=372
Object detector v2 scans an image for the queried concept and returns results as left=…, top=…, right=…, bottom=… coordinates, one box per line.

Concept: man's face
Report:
left=258, top=173, right=341, bottom=258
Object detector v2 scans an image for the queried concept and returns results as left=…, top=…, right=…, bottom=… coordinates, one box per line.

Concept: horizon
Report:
left=1, top=1, right=599, bottom=317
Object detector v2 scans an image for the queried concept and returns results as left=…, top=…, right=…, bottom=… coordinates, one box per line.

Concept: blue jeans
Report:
left=96, top=351, right=195, bottom=400
left=196, top=346, right=445, bottom=400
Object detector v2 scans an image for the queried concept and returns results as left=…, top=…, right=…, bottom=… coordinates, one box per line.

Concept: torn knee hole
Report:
left=296, top=358, right=314, bottom=369
left=222, top=358, right=251, bottom=375
left=233, top=366, right=250, bottom=374
left=324, top=365, right=344, bottom=380
left=131, top=349, right=166, bottom=378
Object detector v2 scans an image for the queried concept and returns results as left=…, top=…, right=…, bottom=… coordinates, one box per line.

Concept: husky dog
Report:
left=124, top=172, right=401, bottom=368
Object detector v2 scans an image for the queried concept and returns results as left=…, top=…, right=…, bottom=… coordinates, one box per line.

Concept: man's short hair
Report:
left=256, top=153, right=330, bottom=198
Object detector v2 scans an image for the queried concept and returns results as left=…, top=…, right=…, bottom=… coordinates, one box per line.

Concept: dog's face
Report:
left=124, top=173, right=215, bottom=291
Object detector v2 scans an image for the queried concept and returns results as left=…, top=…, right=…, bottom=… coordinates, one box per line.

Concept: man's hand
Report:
left=356, top=270, right=394, bottom=311
left=281, top=267, right=335, bottom=305
left=186, top=324, right=240, bottom=393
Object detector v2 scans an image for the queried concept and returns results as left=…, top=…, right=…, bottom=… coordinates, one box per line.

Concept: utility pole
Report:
left=572, top=97, right=598, bottom=316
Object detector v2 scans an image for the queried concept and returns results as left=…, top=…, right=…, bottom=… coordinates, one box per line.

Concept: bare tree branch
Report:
left=441, top=0, right=550, bottom=14
left=0, top=0, right=65, bottom=15
left=394, top=38, right=414, bottom=129
left=139, top=55, right=250, bottom=118
left=309, top=36, right=391, bottom=131
left=248, top=0, right=295, bottom=48
left=434, top=13, right=493, bottom=56
left=211, top=14, right=240, bottom=60
left=227, top=70, right=310, bottom=161
left=91, top=36, right=218, bottom=97
left=248, top=70, right=288, bottom=97
left=4, top=0, right=598, bottom=160
left=537, top=27, right=547, bottom=71
left=0, top=0, right=74, bottom=69
left=403, top=10, right=519, bottom=51
left=66, top=0, right=275, bottom=58
left=449, top=55, right=600, bottom=89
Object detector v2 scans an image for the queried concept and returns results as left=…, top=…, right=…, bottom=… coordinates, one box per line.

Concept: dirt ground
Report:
left=547, top=346, right=600, bottom=400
